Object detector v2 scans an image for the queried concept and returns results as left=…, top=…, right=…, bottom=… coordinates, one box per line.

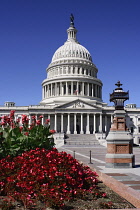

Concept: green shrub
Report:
left=0, top=111, right=55, bottom=159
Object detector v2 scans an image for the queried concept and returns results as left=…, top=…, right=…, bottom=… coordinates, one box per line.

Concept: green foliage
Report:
left=0, top=113, right=55, bottom=159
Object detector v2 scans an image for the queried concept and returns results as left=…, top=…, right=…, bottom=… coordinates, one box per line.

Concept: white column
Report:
left=74, top=113, right=77, bottom=134
left=82, top=82, right=84, bottom=96
left=44, top=85, right=47, bottom=98
left=99, top=113, right=102, bottom=132
left=45, top=86, right=46, bottom=98
left=60, top=82, right=62, bottom=96
left=48, top=85, right=49, bottom=97
left=84, top=68, right=86, bottom=75
left=48, top=114, right=50, bottom=126
left=54, top=114, right=57, bottom=132
left=41, top=114, right=44, bottom=125
left=105, top=115, right=107, bottom=132
left=66, top=81, right=68, bottom=95
left=80, top=113, right=84, bottom=134
left=55, top=83, right=57, bottom=96
left=71, top=81, right=73, bottom=95
left=77, top=81, right=79, bottom=95
left=93, top=114, right=96, bottom=134
left=67, top=113, right=71, bottom=134
left=28, top=115, right=31, bottom=125
left=92, top=84, right=94, bottom=97
left=61, top=114, right=63, bottom=133
left=42, top=86, right=44, bottom=99
left=51, top=84, right=53, bottom=96
left=57, top=83, right=59, bottom=96
left=86, top=113, right=90, bottom=134
left=87, top=83, right=89, bottom=96
left=15, top=114, right=17, bottom=122
left=79, top=82, right=82, bottom=95
left=111, top=114, right=113, bottom=124
left=62, top=82, right=64, bottom=96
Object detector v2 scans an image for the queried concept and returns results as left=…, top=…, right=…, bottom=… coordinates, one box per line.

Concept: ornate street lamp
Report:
left=110, top=81, right=129, bottom=110
left=105, top=81, right=135, bottom=168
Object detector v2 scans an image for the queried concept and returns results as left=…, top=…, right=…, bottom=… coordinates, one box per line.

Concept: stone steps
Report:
left=65, top=134, right=99, bottom=145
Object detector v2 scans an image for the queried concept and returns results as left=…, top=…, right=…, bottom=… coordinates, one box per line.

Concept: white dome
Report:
left=51, top=24, right=92, bottom=63
left=52, top=41, right=92, bottom=62
left=41, top=18, right=103, bottom=106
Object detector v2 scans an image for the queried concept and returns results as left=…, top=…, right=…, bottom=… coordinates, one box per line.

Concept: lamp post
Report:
left=105, top=81, right=135, bottom=168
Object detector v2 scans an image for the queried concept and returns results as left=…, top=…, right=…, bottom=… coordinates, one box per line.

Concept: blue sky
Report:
left=0, top=0, right=140, bottom=107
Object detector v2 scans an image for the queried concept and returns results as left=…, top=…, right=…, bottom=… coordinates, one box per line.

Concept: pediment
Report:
left=56, top=99, right=100, bottom=110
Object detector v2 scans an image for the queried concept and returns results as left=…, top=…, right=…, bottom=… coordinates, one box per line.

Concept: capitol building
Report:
left=1, top=16, right=140, bottom=146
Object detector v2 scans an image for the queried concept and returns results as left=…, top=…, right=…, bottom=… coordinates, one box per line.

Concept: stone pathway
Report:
left=58, top=145, right=140, bottom=207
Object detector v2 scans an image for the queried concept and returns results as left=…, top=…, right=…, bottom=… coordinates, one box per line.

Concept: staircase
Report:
left=64, top=134, right=100, bottom=146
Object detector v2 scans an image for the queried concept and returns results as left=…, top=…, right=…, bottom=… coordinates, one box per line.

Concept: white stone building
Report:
left=1, top=18, right=140, bottom=146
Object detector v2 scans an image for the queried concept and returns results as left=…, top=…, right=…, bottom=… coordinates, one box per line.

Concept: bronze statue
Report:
left=70, top=14, right=74, bottom=26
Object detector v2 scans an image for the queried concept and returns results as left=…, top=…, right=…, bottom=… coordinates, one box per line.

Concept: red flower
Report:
left=19, top=126, right=23, bottom=131
left=36, top=120, right=41, bottom=125
left=7, top=177, right=14, bottom=182
left=31, top=116, right=36, bottom=120
left=22, top=115, right=29, bottom=124
left=0, top=148, right=99, bottom=209
left=39, top=115, right=43, bottom=119
left=24, top=132, right=29, bottom=136
left=102, top=193, right=107, bottom=197
left=10, top=110, right=15, bottom=118
left=46, top=119, right=50, bottom=124
left=50, top=129, right=55, bottom=134
left=1, top=122, right=6, bottom=125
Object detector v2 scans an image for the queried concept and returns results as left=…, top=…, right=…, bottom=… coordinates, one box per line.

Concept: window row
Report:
left=47, top=66, right=97, bottom=78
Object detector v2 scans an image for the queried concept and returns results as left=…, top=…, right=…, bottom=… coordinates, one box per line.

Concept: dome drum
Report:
left=41, top=79, right=102, bottom=105
left=47, top=64, right=98, bottom=79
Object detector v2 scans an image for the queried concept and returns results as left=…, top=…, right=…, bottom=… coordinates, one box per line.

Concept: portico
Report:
left=30, top=110, right=111, bottom=135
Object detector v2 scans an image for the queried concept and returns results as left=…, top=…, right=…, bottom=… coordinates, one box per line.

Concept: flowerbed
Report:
left=0, top=111, right=134, bottom=209
left=0, top=147, right=109, bottom=209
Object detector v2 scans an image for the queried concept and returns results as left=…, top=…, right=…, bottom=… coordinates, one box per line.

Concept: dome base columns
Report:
left=105, top=111, right=135, bottom=168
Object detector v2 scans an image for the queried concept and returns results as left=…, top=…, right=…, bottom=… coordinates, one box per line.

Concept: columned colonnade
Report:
left=42, top=81, right=102, bottom=99
left=23, top=113, right=113, bottom=134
